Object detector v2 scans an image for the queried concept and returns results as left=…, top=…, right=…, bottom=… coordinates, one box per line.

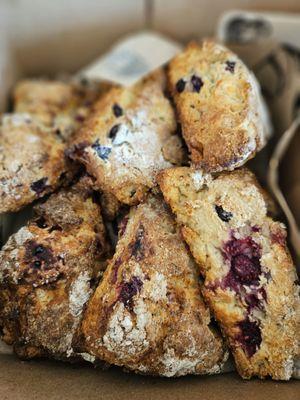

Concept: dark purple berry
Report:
left=176, top=79, right=186, bottom=93
left=119, top=276, right=143, bottom=310
left=232, top=254, right=261, bottom=284
left=191, top=75, right=203, bottom=92
left=108, top=124, right=120, bottom=141
left=36, top=217, right=47, bottom=229
left=91, top=140, right=111, bottom=161
left=215, top=205, right=233, bottom=222
left=34, top=260, right=41, bottom=268
left=30, top=177, right=48, bottom=195
left=130, top=225, right=145, bottom=261
left=34, top=245, right=44, bottom=255
left=237, top=318, right=262, bottom=357
left=225, top=61, right=236, bottom=73
left=112, top=104, right=123, bottom=117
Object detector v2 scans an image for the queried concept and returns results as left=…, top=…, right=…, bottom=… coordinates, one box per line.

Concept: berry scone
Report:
left=14, top=79, right=112, bottom=141
left=167, top=41, right=271, bottom=172
left=67, top=70, right=186, bottom=205
left=76, top=196, right=228, bottom=376
left=0, top=114, right=69, bottom=213
left=0, top=178, right=109, bottom=360
left=158, top=167, right=299, bottom=380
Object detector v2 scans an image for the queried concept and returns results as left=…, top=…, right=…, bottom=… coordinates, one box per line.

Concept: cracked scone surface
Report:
left=168, top=41, right=269, bottom=172
left=14, top=79, right=112, bottom=141
left=67, top=71, right=186, bottom=205
left=0, top=114, right=68, bottom=213
left=158, top=167, right=299, bottom=380
left=78, top=196, right=227, bottom=377
left=0, top=178, right=109, bottom=360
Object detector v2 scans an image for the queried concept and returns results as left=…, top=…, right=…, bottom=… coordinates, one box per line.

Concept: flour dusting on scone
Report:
left=158, top=167, right=299, bottom=380
left=0, top=114, right=69, bottom=213
left=67, top=70, right=186, bottom=205
left=168, top=41, right=270, bottom=172
left=0, top=178, right=109, bottom=360
left=14, top=79, right=112, bottom=141
left=77, top=196, right=228, bottom=376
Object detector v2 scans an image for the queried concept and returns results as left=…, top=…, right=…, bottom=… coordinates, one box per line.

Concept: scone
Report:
left=77, top=196, right=228, bottom=376
left=167, top=41, right=270, bottom=172
left=67, top=70, right=186, bottom=205
left=0, top=178, right=109, bottom=360
left=0, top=114, right=69, bottom=213
left=14, top=79, right=112, bottom=141
left=158, top=167, right=299, bottom=380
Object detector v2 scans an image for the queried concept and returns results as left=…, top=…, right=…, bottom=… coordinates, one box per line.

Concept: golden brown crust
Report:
left=13, top=79, right=113, bottom=141
left=78, top=196, right=228, bottom=376
left=158, top=167, right=299, bottom=380
left=0, top=114, right=69, bottom=213
left=67, top=70, right=186, bottom=205
left=0, top=178, right=109, bottom=360
left=167, top=41, right=268, bottom=172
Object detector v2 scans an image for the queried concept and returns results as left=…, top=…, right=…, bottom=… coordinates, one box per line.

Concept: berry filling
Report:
left=30, top=177, right=48, bottom=195
left=215, top=204, right=233, bottom=222
left=118, top=276, right=143, bottom=310
left=108, top=124, right=120, bottom=141
left=236, top=318, right=262, bottom=357
left=176, top=79, right=186, bottom=93
left=191, top=75, right=203, bottom=92
left=130, top=225, right=145, bottom=261
left=225, top=60, right=236, bottom=73
left=91, top=140, right=111, bottom=161
left=112, top=104, right=123, bottom=117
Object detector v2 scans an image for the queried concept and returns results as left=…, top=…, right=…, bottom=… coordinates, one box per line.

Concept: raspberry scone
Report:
left=0, top=114, right=69, bottom=213
left=158, top=167, right=299, bottom=380
left=167, top=41, right=271, bottom=172
left=67, top=70, right=186, bottom=205
left=77, top=196, right=228, bottom=376
left=14, top=79, right=112, bottom=141
left=0, top=178, right=109, bottom=360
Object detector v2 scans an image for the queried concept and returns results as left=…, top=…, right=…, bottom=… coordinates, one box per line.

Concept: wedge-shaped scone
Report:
left=77, top=196, right=227, bottom=377
left=0, top=178, right=109, bottom=360
left=14, top=79, right=112, bottom=141
left=168, top=41, right=270, bottom=172
left=0, top=114, right=69, bottom=213
left=158, top=167, right=299, bottom=380
left=67, top=71, right=186, bottom=205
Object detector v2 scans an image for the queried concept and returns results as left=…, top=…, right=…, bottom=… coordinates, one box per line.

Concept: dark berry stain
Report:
left=108, top=124, right=120, bottom=141
left=215, top=205, right=233, bottom=222
left=35, top=217, right=48, bottom=229
left=112, top=104, right=123, bottom=117
left=20, top=240, right=63, bottom=286
left=91, top=139, right=111, bottom=161
left=118, top=216, right=129, bottom=237
left=176, top=79, right=186, bottom=93
left=118, top=276, right=143, bottom=310
left=223, top=236, right=261, bottom=286
left=130, top=225, right=145, bottom=261
left=191, top=75, right=204, bottom=93
left=110, top=257, right=122, bottom=284
left=225, top=61, right=236, bottom=73
left=30, top=177, right=48, bottom=195
left=236, top=318, right=262, bottom=357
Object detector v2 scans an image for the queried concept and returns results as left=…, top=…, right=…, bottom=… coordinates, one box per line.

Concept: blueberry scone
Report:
left=14, top=79, right=112, bottom=141
left=67, top=70, right=186, bottom=205
left=0, top=114, right=69, bottom=213
left=0, top=178, right=109, bottom=360
left=168, top=41, right=270, bottom=172
left=158, top=167, right=299, bottom=380
left=77, top=196, right=228, bottom=376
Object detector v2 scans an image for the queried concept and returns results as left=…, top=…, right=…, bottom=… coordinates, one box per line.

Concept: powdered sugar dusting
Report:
left=69, top=271, right=92, bottom=317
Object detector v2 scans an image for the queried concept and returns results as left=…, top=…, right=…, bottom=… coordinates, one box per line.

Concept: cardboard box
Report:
left=0, top=2, right=299, bottom=399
